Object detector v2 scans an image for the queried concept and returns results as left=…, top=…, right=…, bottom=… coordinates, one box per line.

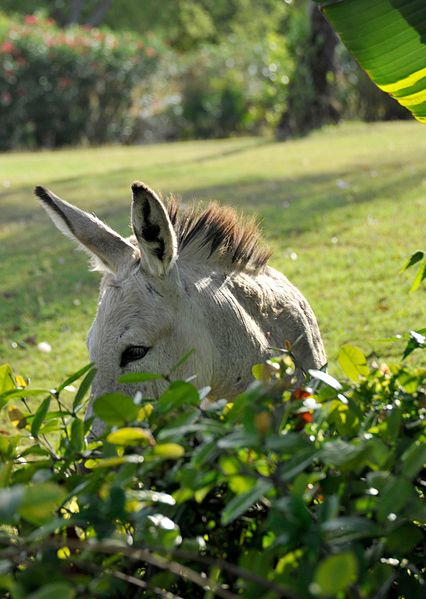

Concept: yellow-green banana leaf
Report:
left=313, top=0, right=426, bottom=123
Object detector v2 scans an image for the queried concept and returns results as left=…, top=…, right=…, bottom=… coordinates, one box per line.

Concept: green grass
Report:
left=1, top=121, right=425, bottom=387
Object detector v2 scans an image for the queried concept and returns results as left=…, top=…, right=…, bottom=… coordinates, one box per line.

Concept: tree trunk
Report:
left=308, top=5, right=339, bottom=125
left=276, top=5, right=339, bottom=139
left=86, top=0, right=113, bottom=26
left=67, top=0, right=85, bottom=25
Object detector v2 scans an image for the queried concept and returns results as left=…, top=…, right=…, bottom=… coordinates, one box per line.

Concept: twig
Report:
left=37, top=433, right=60, bottom=461
left=112, top=570, right=185, bottom=599
left=54, top=393, right=70, bottom=443
left=170, top=547, right=298, bottom=599
left=47, top=539, right=238, bottom=599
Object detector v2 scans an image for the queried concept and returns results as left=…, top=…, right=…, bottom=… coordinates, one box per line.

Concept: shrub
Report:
left=0, top=13, right=162, bottom=149
left=0, top=335, right=424, bottom=598
left=140, top=33, right=292, bottom=141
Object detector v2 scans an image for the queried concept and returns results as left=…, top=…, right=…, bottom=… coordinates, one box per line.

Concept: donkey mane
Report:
left=163, top=196, right=272, bottom=272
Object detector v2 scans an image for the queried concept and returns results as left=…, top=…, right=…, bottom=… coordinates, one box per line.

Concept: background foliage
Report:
left=0, top=13, right=161, bottom=149
left=0, top=0, right=410, bottom=148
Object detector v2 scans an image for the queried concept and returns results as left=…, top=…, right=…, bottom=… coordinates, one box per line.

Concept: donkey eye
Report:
left=120, top=346, right=150, bottom=368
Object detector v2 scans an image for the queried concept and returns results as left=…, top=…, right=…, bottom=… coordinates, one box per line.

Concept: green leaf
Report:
left=19, top=483, right=66, bottom=525
left=106, top=427, right=154, bottom=446
left=280, top=448, right=319, bottom=482
left=314, top=552, right=358, bottom=596
left=397, top=370, right=422, bottom=394
left=377, top=477, right=414, bottom=522
left=157, top=381, right=200, bottom=412
left=400, top=250, right=424, bottom=272
left=31, top=397, right=51, bottom=437
left=402, top=329, right=426, bottom=359
left=72, top=367, right=97, bottom=412
left=321, top=439, right=365, bottom=468
left=228, top=475, right=255, bottom=494
left=93, top=392, right=139, bottom=425
left=218, top=429, right=260, bottom=449
left=266, top=432, right=310, bottom=453
left=118, top=372, right=163, bottom=383
left=27, top=517, right=70, bottom=541
left=318, top=0, right=426, bottom=124
left=0, top=435, right=17, bottom=461
left=0, top=364, right=15, bottom=395
left=338, top=344, right=369, bottom=380
left=221, top=478, right=272, bottom=525
left=27, top=583, right=75, bottom=599
left=0, top=389, right=50, bottom=409
left=401, top=437, right=426, bottom=479
left=85, top=455, right=144, bottom=469
left=0, top=574, right=13, bottom=592
left=0, top=462, right=12, bottom=488
left=385, top=523, right=423, bottom=554
left=252, top=363, right=272, bottom=383
left=321, top=517, right=380, bottom=543
left=410, top=260, right=426, bottom=292
left=56, top=362, right=93, bottom=393
left=0, top=485, right=24, bottom=523
left=70, top=418, right=84, bottom=453
left=153, top=443, right=185, bottom=459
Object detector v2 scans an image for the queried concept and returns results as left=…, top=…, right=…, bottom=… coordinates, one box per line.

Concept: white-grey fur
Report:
left=35, top=182, right=326, bottom=437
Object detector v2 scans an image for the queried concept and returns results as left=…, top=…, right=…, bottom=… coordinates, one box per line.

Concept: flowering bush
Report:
left=0, top=13, right=162, bottom=149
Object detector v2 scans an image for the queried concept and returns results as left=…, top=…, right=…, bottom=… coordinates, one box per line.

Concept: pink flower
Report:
left=24, top=15, right=38, bottom=25
left=146, top=47, right=156, bottom=57
left=1, top=92, right=12, bottom=105
left=1, top=41, right=14, bottom=53
left=58, top=77, right=71, bottom=88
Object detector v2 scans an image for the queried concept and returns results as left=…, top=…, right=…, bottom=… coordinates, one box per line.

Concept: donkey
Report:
left=35, top=181, right=326, bottom=435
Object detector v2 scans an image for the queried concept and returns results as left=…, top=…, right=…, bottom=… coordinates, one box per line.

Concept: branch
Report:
left=170, top=547, right=299, bottom=599
left=47, top=539, right=238, bottom=599
left=112, top=570, right=185, bottom=599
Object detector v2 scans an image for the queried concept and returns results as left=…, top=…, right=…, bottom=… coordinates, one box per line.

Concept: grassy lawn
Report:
left=0, top=121, right=425, bottom=387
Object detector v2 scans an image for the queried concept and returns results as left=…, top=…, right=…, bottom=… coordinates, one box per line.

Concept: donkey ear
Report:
left=131, top=181, right=177, bottom=277
left=35, top=186, right=135, bottom=273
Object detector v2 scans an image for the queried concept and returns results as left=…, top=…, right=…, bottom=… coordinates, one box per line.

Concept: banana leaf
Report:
left=313, top=0, right=426, bottom=123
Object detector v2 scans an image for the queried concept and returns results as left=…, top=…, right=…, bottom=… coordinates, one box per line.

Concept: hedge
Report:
left=0, top=329, right=424, bottom=598
left=0, top=13, right=162, bottom=149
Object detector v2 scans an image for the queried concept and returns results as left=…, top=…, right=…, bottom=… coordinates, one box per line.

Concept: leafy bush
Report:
left=0, top=13, right=162, bottom=149
left=0, top=335, right=424, bottom=598
left=141, top=33, right=292, bottom=141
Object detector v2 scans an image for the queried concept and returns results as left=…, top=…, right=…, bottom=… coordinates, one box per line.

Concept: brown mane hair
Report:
left=165, top=196, right=271, bottom=272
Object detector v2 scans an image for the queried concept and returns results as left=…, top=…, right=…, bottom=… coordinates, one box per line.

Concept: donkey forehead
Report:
left=95, top=271, right=174, bottom=331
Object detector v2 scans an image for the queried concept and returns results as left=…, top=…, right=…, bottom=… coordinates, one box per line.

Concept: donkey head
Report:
left=35, top=182, right=214, bottom=436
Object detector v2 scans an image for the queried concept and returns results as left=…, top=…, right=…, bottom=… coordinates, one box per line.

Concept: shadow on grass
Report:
left=179, top=161, right=426, bottom=239
left=1, top=155, right=424, bottom=234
